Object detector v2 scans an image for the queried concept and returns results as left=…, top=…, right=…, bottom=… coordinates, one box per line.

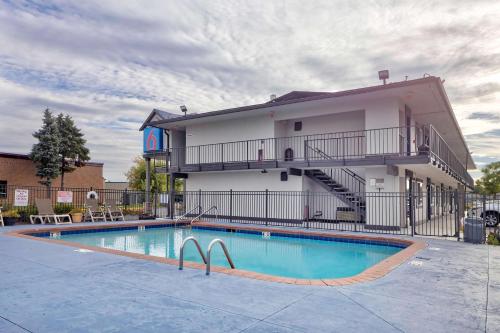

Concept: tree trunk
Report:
left=46, top=181, right=51, bottom=199
left=60, top=156, right=65, bottom=189
left=60, top=170, right=65, bottom=190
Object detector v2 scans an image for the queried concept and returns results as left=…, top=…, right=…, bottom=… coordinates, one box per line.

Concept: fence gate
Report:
left=405, top=190, right=460, bottom=238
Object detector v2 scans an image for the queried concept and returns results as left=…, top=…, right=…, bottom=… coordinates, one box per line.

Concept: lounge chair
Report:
left=0, top=207, right=4, bottom=227
left=30, top=199, right=72, bottom=225
left=85, top=198, right=106, bottom=222
left=105, top=199, right=125, bottom=222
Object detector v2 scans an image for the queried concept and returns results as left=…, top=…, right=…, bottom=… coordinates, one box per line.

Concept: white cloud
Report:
left=0, top=0, right=499, bottom=181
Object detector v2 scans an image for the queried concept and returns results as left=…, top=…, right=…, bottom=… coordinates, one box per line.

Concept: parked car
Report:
left=468, top=200, right=500, bottom=227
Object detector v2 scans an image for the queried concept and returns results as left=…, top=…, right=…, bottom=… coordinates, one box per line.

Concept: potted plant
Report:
left=70, top=208, right=84, bottom=223
left=3, top=210, right=20, bottom=226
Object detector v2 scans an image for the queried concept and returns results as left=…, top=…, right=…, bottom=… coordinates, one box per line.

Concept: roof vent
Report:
left=270, top=94, right=276, bottom=101
left=378, top=70, right=389, bottom=85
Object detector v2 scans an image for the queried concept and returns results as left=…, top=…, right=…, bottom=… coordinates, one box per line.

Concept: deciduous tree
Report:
left=475, top=161, right=500, bottom=198
left=125, top=156, right=182, bottom=193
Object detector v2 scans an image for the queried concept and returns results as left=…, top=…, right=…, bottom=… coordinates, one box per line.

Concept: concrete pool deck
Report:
left=1, top=221, right=499, bottom=332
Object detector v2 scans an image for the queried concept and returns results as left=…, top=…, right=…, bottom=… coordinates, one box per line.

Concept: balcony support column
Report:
left=145, top=157, right=151, bottom=214
left=169, top=172, right=175, bottom=219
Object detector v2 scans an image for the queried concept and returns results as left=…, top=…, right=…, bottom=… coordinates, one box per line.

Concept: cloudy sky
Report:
left=0, top=0, right=499, bottom=181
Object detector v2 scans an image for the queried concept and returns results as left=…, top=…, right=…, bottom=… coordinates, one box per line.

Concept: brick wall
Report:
left=0, top=154, right=104, bottom=189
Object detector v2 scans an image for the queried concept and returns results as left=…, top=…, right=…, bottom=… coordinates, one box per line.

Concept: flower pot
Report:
left=3, top=217, right=18, bottom=226
left=71, top=213, right=83, bottom=223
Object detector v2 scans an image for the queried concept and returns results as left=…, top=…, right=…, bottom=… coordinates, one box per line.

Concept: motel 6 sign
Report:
left=143, top=127, right=163, bottom=152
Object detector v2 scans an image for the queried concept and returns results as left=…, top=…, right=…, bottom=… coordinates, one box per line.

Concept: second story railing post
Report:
left=304, top=136, right=309, bottom=165
left=221, top=143, right=224, bottom=169
left=246, top=140, right=249, bottom=168
left=198, top=145, right=201, bottom=166
left=342, top=132, right=346, bottom=162
left=429, top=124, right=434, bottom=156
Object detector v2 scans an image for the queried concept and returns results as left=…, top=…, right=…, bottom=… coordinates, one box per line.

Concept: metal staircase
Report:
left=305, top=168, right=366, bottom=221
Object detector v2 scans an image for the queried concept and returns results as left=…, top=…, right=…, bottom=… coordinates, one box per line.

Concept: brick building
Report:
left=0, top=152, right=104, bottom=194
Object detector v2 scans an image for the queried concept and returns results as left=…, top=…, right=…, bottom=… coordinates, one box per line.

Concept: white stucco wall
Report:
left=275, top=111, right=365, bottom=160
left=184, top=170, right=305, bottom=221
left=364, top=166, right=405, bottom=229
left=279, top=110, right=365, bottom=137
left=184, top=115, right=275, bottom=163
left=186, top=115, right=274, bottom=146
left=185, top=170, right=303, bottom=191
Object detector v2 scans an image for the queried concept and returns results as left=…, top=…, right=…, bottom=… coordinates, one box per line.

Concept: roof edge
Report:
left=145, top=77, right=440, bottom=128
left=0, top=152, right=104, bottom=166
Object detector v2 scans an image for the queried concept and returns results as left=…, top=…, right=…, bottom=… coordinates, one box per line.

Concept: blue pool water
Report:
left=47, top=226, right=403, bottom=279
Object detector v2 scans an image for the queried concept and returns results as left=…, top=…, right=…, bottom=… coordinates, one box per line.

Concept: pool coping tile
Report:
left=6, top=220, right=427, bottom=287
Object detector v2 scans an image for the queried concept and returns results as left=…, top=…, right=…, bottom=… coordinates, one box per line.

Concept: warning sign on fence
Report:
left=57, top=191, right=73, bottom=203
left=14, top=189, right=29, bottom=206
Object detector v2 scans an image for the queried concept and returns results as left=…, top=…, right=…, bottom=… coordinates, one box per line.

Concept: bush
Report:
left=69, top=207, right=84, bottom=214
left=487, top=232, right=500, bottom=246
left=2, top=209, right=20, bottom=218
left=54, top=204, right=73, bottom=215
left=122, top=208, right=143, bottom=216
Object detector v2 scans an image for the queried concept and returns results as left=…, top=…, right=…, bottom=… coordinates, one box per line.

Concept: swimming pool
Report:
left=33, top=223, right=408, bottom=280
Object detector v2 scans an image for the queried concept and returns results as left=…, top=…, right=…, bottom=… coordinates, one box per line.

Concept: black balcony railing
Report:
left=148, top=126, right=473, bottom=187
left=428, top=125, right=474, bottom=187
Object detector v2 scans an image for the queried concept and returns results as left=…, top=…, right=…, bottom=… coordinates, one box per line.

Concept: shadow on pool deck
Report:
left=1, top=221, right=499, bottom=332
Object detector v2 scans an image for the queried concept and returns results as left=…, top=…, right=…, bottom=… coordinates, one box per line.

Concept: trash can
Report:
left=464, top=218, right=485, bottom=244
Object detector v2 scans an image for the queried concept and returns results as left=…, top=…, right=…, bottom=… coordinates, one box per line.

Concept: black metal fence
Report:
left=3, top=184, right=497, bottom=242
left=161, top=190, right=499, bottom=240
left=0, top=185, right=146, bottom=221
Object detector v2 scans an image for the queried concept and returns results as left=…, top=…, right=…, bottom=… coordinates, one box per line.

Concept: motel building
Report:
left=140, top=74, right=475, bottom=236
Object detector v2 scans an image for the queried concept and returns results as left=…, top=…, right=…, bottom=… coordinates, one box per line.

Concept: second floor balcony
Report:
left=146, top=125, right=473, bottom=188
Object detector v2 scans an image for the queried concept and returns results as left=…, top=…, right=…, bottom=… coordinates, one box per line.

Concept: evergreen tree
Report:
left=30, top=109, right=61, bottom=190
left=56, top=113, right=90, bottom=188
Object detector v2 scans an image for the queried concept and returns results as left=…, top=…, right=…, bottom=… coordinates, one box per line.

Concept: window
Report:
left=294, top=121, right=302, bottom=131
left=0, top=181, right=7, bottom=199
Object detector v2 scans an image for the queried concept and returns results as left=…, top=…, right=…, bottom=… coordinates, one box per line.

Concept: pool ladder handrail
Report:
left=179, top=236, right=207, bottom=270
left=178, top=236, right=235, bottom=275
left=174, top=205, right=201, bottom=227
left=190, top=205, right=218, bottom=224
left=206, top=238, right=235, bottom=275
